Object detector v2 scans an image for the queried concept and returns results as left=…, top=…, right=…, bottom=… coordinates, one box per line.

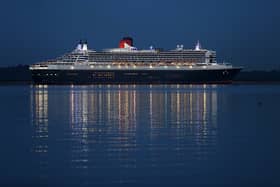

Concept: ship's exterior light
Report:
left=71, top=66, right=74, bottom=69
left=189, top=65, right=193, bottom=69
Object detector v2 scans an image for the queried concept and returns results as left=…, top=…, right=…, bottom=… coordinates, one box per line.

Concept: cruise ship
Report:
left=29, top=37, right=242, bottom=84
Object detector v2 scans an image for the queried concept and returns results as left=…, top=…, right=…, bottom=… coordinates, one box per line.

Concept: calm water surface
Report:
left=0, top=84, right=280, bottom=186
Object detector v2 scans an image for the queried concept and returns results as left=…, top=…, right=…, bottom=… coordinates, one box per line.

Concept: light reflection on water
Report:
left=1, top=84, right=280, bottom=186
left=30, top=85, right=220, bottom=185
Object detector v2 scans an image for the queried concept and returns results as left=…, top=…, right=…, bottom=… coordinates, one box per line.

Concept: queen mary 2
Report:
left=29, top=37, right=242, bottom=84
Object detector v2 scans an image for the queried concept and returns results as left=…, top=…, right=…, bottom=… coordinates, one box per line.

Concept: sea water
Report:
left=0, top=84, right=279, bottom=186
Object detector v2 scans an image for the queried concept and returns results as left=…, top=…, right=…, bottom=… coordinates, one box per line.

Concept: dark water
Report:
left=0, top=84, right=280, bottom=186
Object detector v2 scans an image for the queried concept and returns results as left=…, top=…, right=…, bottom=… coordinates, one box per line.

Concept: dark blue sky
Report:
left=0, top=0, right=279, bottom=69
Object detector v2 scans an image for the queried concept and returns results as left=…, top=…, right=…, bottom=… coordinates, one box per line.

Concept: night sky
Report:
left=0, top=0, right=279, bottom=70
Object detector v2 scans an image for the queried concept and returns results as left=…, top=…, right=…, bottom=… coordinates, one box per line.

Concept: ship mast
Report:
left=195, top=40, right=202, bottom=51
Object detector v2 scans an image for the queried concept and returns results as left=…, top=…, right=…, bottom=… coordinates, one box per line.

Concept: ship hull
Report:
left=30, top=68, right=242, bottom=85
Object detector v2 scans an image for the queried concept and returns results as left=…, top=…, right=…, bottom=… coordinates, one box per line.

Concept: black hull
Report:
left=31, top=68, right=242, bottom=85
